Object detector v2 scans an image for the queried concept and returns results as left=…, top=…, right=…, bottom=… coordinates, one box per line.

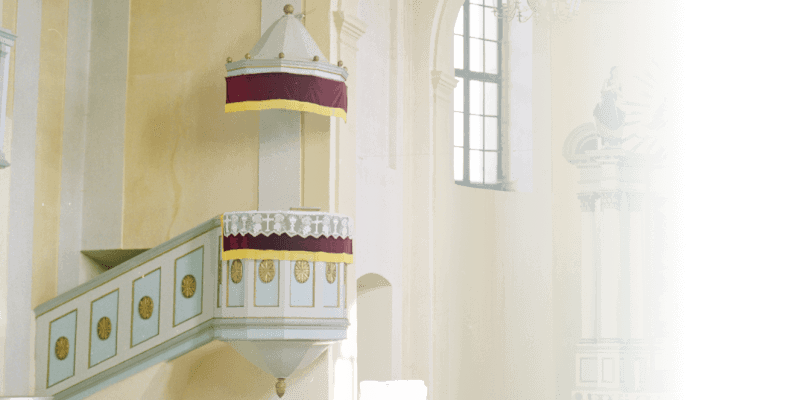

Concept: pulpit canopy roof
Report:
left=224, top=5, right=348, bottom=120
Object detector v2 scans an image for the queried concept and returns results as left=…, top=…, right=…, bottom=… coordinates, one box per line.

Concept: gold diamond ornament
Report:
left=294, top=260, right=310, bottom=283
left=259, top=260, right=276, bottom=283
left=138, top=296, right=154, bottom=320
left=181, top=274, right=197, bottom=298
left=326, top=262, right=337, bottom=284
left=231, top=259, right=243, bottom=284
left=55, top=336, right=70, bottom=360
left=97, top=316, right=112, bottom=340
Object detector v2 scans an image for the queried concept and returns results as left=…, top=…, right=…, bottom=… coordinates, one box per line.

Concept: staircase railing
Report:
left=34, top=217, right=221, bottom=400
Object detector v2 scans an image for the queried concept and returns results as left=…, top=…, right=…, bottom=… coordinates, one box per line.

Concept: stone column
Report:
left=4, top=0, right=42, bottom=395
left=578, top=193, right=597, bottom=341
left=431, top=70, right=459, bottom=400
left=598, top=190, right=622, bottom=340
left=332, top=11, right=365, bottom=218
left=258, top=1, right=303, bottom=211
left=331, top=11, right=365, bottom=400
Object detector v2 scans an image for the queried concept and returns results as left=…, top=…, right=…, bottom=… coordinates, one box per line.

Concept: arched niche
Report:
left=356, top=273, right=392, bottom=385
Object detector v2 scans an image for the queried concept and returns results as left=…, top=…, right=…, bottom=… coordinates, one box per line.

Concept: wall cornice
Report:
left=333, top=11, right=367, bottom=52
left=431, top=70, right=458, bottom=100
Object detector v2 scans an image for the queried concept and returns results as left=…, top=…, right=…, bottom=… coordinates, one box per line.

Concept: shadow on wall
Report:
left=357, top=273, right=392, bottom=388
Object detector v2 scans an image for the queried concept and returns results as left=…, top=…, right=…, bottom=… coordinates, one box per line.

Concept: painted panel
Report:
left=227, top=259, right=245, bottom=307
left=602, top=358, right=614, bottom=383
left=48, top=309, right=77, bottom=388
left=89, top=290, right=119, bottom=367
left=580, top=358, right=597, bottom=382
left=131, top=268, right=161, bottom=347
left=290, top=260, right=314, bottom=307
left=323, top=262, right=339, bottom=307
left=255, top=259, right=279, bottom=307
left=174, top=246, right=204, bottom=326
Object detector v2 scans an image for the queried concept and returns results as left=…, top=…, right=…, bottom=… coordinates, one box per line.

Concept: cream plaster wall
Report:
left=0, top=118, right=10, bottom=393
left=31, top=0, right=68, bottom=308
left=122, top=0, right=261, bottom=248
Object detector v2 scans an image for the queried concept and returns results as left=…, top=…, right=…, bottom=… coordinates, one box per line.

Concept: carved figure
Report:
left=594, top=66, right=625, bottom=136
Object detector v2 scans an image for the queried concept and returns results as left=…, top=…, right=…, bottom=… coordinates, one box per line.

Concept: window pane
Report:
left=484, top=82, right=497, bottom=116
left=455, top=7, right=464, bottom=35
left=470, top=115, right=483, bottom=149
left=484, top=7, right=498, bottom=41
left=470, top=80, right=483, bottom=115
left=470, top=150, right=483, bottom=183
left=484, top=41, right=498, bottom=74
left=454, top=112, right=464, bottom=147
left=470, top=0, right=483, bottom=4
left=454, top=35, right=464, bottom=70
left=469, top=38, right=483, bottom=73
left=484, top=151, right=498, bottom=184
left=469, top=4, right=483, bottom=39
left=485, top=116, right=498, bottom=150
left=454, top=77, right=464, bottom=112
left=454, top=147, right=464, bottom=181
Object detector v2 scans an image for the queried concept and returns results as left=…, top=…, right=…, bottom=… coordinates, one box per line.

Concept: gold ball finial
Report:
left=245, top=53, right=252, bottom=60
left=279, top=52, right=285, bottom=59
left=337, top=60, right=343, bottom=67
left=276, top=378, right=287, bottom=397
left=226, top=57, right=232, bottom=63
left=343, top=66, right=348, bottom=72
left=313, top=55, right=319, bottom=61
left=284, top=4, right=294, bottom=14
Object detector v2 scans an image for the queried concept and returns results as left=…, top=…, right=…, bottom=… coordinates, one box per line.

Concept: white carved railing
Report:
left=34, top=212, right=352, bottom=399
left=572, top=391, right=669, bottom=400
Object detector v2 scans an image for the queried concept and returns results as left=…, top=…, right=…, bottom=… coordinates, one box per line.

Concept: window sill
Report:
left=454, top=180, right=516, bottom=192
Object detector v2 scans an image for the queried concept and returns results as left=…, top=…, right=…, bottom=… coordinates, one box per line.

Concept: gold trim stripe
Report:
left=221, top=249, right=353, bottom=263
left=225, top=99, right=347, bottom=122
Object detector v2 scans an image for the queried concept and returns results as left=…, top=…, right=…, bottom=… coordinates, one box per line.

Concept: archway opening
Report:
left=356, top=273, right=392, bottom=386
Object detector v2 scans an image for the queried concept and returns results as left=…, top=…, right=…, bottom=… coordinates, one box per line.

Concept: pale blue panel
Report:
left=581, top=358, right=598, bottom=382
left=290, top=261, right=314, bottom=307
left=48, top=310, right=77, bottom=387
left=255, top=260, right=279, bottom=307
left=90, top=290, right=118, bottom=367
left=132, top=269, right=161, bottom=347
left=602, top=358, right=614, bottom=382
left=174, top=247, right=204, bottom=326
left=323, top=263, right=339, bottom=307
left=227, top=259, right=245, bottom=307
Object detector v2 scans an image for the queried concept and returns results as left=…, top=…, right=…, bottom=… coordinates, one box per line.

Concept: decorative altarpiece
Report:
left=563, top=123, right=667, bottom=400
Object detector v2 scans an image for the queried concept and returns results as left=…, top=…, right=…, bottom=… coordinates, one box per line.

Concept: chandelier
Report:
left=492, top=0, right=583, bottom=24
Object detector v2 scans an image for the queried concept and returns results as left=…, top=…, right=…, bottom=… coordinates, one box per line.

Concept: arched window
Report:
left=453, top=0, right=502, bottom=188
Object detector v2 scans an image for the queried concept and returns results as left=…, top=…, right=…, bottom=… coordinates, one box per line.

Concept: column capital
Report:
left=600, top=191, right=622, bottom=211
left=431, top=70, right=459, bottom=101
left=578, top=193, right=597, bottom=212
left=334, top=11, right=366, bottom=52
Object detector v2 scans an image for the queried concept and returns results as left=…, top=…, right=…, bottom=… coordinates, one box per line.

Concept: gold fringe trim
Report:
left=225, top=99, right=347, bottom=122
left=222, top=249, right=353, bottom=263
